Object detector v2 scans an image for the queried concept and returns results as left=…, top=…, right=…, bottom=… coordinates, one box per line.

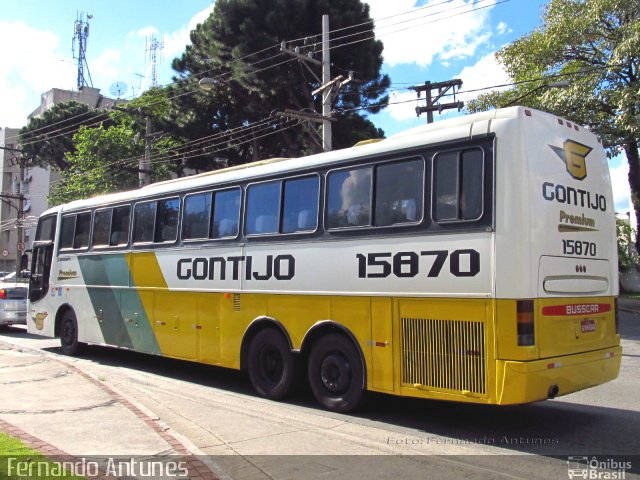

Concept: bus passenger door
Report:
left=154, top=291, right=198, bottom=360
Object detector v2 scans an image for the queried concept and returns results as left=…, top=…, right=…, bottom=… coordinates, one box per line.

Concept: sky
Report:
left=0, top=0, right=632, bottom=216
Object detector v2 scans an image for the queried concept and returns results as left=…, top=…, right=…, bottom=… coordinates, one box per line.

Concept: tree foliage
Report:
left=467, top=0, right=640, bottom=244
left=168, top=0, right=389, bottom=167
left=48, top=89, right=180, bottom=206
left=18, top=101, right=106, bottom=170
left=617, top=217, right=638, bottom=272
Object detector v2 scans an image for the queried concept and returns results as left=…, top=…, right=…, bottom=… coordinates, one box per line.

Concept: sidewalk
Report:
left=0, top=339, right=218, bottom=479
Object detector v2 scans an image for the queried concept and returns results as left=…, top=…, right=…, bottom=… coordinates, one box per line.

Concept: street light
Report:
left=503, top=80, right=570, bottom=107
left=198, top=77, right=217, bottom=90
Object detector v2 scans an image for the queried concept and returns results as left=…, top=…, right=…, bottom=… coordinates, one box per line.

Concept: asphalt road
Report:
left=1, top=311, right=638, bottom=480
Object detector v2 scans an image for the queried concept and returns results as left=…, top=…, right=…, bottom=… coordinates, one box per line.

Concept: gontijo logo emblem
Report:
left=550, top=140, right=592, bottom=180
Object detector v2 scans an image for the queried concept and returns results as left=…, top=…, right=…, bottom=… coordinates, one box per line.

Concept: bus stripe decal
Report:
left=126, top=252, right=167, bottom=354
left=77, top=255, right=133, bottom=347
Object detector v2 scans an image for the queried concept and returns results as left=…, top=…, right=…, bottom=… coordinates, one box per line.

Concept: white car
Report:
left=0, top=283, right=28, bottom=327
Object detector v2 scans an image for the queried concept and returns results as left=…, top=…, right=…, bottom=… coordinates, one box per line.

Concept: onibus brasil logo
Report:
left=567, top=456, right=632, bottom=479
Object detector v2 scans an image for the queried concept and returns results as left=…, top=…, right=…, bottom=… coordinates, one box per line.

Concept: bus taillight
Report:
left=614, top=298, right=619, bottom=334
left=517, top=300, right=535, bottom=346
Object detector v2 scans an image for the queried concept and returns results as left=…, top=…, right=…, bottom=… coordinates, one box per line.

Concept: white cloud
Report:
left=164, top=5, right=213, bottom=61
left=0, top=21, right=75, bottom=127
left=92, top=48, right=123, bottom=82
left=456, top=51, right=510, bottom=102
left=366, top=0, right=496, bottom=67
left=386, top=90, right=422, bottom=121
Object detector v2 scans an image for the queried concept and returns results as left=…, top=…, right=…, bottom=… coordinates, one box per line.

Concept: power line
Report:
left=6, top=0, right=502, bottom=147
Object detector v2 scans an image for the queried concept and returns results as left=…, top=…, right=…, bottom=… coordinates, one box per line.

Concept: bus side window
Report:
left=183, top=192, right=211, bottom=240
left=59, top=215, right=75, bottom=250
left=374, top=158, right=424, bottom=226
left=110, top=206, right=131, bottom=246
left=326, top=167, right=372, bottom=228
left=133, top=202, right=156, bottom=243
left=92, top=209, right=112, bottom=247
left=155, top=198, right=180, bottom=243
left=246, top=182, right=281, bottom=235
left=282, top=176, right=319, bottom=233
left=212, top=188, right=240, bottom=238
left=73, top=213, right=92, bottom=249
left=460, top=149, right=484, bottom=220
left=433, top=148, right=484, bottom=222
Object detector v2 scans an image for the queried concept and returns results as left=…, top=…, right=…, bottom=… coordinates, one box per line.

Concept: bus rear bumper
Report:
left=496, top=345, right=622, bottom=405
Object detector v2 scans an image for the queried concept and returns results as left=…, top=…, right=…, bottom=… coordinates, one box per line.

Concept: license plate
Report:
left=581, top=319, right=596, bottom=333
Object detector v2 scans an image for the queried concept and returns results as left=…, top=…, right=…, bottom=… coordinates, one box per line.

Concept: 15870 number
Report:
left=562, top=239, right=596, bottom=256
left=356, top=249, right=480, bottom=279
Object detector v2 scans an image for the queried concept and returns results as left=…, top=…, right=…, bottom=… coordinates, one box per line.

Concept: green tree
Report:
left=467, top=0, right=640, bottom=246
left=617, top=217, right=638, bottom=272
left=48, top=123, right=144, bottom=205
left=18, top=101, right=106, bottom=170
left=169, top=0, right=389, bottom=167
left=47, top=88, right=186, bottom=205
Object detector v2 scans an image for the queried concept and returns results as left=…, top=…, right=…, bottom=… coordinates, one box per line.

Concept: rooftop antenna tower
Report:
left=146, top=34, right=164, bottom=87
left=72, top=12, right=94, bottom=88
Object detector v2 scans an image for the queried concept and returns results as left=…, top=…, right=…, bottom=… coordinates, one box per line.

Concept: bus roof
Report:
left=43, top=107, right=585, bottom=216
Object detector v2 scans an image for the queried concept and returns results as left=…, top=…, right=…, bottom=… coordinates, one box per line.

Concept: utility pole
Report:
left=0, top=192, right=26, bottom=274
left=141, top=116, right=152, bottom=187
left=280, top=15, right=350, bottom=153
left=113, top=106, right=158, bottom=187
left=321, top=14, right=331, bottom=151
left=412, top=79, right=464, bottom=123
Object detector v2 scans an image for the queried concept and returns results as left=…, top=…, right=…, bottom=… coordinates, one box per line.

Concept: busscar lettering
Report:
left=542, top=182, right=606, bottom=211
left=177, top=255, right=295, bottom=281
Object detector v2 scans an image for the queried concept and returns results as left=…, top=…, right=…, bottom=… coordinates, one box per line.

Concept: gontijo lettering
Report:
left=177, top=255, right=295, bottom=281
left=542, top=182, right=607, bottom=211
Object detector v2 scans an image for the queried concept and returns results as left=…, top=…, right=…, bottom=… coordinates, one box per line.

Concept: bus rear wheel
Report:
left=247, top=328, right=295, bottom=400
left=307, top=333, right=364, bottom=413
left=60, top=310, right=84, bottom=356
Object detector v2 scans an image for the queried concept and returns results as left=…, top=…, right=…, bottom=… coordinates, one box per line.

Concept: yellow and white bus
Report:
left=28, top=107, right=621, bottom=412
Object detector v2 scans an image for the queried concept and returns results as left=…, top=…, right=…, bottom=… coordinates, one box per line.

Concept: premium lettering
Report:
left=559, top=210, right=595, bottom=228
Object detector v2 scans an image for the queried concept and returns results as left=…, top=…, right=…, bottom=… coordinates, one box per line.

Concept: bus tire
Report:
left=247, top=328, right=295, bottom=400
left=307, top=333, right=364, bottom=413
left=60, top=310, right=84, bottom=356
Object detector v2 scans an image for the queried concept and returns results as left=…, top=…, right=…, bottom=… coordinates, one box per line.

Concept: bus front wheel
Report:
left=60, top=310, right=84, bottom=356
left=247, top=328, right=295, bottom=400
left=307, top=333, right=364, bottom=413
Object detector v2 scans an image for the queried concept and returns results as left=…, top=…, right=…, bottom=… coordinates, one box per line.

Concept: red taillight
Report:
left=0, top=289, right=6, bottom=300
left=517, top=300, right=535, bottom=346
left=614, top=298, right=619, bottom=334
